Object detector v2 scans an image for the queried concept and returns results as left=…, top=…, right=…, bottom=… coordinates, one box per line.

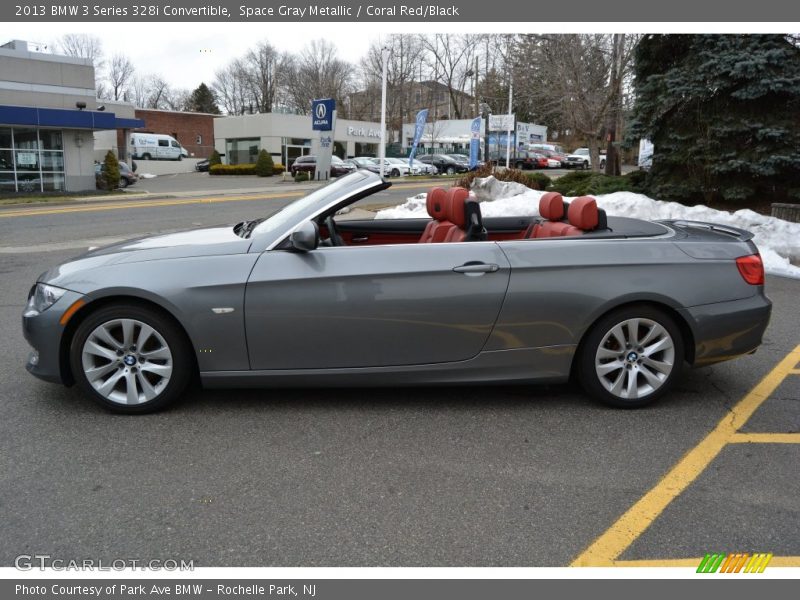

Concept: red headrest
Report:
left=539, top=192, right=565, bottom=221
left=445, top=187, right=469, bottom=227
left=426, top=188, right=448, bottom=221
left=568, top=196, right=599, bottom=230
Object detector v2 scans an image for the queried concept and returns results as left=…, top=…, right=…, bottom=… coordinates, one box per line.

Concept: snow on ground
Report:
left=375, top=176, right=800, bottom=279
left=138, top=173, right=157, bottom=179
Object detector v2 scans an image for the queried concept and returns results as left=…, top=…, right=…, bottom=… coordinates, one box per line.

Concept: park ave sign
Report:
left=347, top=126, right=382, bottom=139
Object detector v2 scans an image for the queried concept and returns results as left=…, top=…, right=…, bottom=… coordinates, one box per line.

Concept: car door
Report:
left=244, top=241, right=512, bottom=370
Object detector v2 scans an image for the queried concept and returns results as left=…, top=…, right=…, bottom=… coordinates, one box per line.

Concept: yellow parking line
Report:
left=612, top=556, right=800, bottom=567
left=730, top=433, right=800, bottom=444
left=571, top=345, right=800, bottom=566
left=0, top=181, right=437, bottom=220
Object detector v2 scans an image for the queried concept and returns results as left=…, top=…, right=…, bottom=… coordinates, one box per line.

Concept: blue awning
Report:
left=0, top=104, right=144, bottom=130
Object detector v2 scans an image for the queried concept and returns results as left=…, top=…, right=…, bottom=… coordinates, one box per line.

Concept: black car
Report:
left=418, top=154, right=470, bottom=175
left=195, top=158, right=210, bottom=172
left=94, top=161, right=138, bottom=189
left=290, top=155, right=356, bottom=177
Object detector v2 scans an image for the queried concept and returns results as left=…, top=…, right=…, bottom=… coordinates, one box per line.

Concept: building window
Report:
left=196, top=134, right=202, bottom=145
left=0, top=127, right=65, bottom=193
left=225, top=138, right=260, bottom=165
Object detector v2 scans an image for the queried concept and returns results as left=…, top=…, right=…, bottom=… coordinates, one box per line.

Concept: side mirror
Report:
left=288, top=221, right=319, bottom=252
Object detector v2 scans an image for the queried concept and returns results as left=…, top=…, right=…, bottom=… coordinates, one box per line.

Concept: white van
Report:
left=528, top=142, right=566, bottom=156
left=130, top=133, right=188, bottom=161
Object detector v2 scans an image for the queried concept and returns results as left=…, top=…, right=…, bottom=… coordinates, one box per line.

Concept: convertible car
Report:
left=22, top=170, right=771, bottom=413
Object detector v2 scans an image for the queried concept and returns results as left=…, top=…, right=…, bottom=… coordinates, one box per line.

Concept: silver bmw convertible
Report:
left=22, top=171, right=771, bottom=413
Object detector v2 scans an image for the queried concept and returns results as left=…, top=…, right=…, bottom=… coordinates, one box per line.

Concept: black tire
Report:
left=391, top=169, right=400, bottom=177
left=142, top=153, right=152, bottom=160
left=446, top=166, right=455, bottom=175
left=515, top=162, right=524, bottom=170
left=599, top=160, right=606, bottom=170
left=70, top=304, right=194, bottom=414
left=177, top=154, right=183, bottom=161
left=576, top=305, right=685, bottom=409
left=583, top=160, right=589, bottom=170
left=118, top=177, right=128, bottom=188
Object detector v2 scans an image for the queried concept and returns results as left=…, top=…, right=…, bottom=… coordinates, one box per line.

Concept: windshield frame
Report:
left=248, top=171, right=388, bottom=253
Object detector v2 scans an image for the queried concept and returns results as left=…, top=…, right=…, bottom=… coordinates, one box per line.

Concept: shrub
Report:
left=549, top=170, right=649, bottom=196
left=255, top=149, right=274, bottom=177
left=102, top=150, right=120, bottom=190
left=209, top=150, right=222, bottom=166
left=455, top=164, right=551, bottom=191
left=272, top=162, right=286, bottom=175
left=294, top=171, right=310, bottom=182
left=209, top=163, right=256, bottom=175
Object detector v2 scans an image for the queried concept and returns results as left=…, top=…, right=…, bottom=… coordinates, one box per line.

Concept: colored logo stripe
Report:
left=697, top=553, right=772, bottom=573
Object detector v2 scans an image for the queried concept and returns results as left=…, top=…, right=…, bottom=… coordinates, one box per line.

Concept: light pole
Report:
left=505, top=78, right=513, bottom=168
left=379, top=46, right=390, bottom=179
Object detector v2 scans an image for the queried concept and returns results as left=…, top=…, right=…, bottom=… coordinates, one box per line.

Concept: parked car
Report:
left=445, top=154, right=484, bottom=171
left=565, top=147, right=607, bottom=170
left=513, top=152, right=556, bottom=170
left=370, top=158, right=411, bottom=177
left=410, top=159, right=438, bottom=175
left=94, top=161, right=138, bottom=189
left=290, top=155, right=355, bottom=177
left=417, top=154, right=469, bottom=174
left=344, top=157, right=380, bottom=174
left=23, top=171, right=771, bottom=413
left=195, top=158, right=210, bottom=172
left=130, top=133, right=187, bottom=161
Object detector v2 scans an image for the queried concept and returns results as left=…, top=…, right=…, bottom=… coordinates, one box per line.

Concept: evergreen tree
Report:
left=103, top=151, right=120, bottom=190
left=255, top=149, right=274, bottom=177
left=186, top=83, right=221, bottom=114
left=209, top=149, right=222, bottom=166
left=629, top=34, right=800, bottom=205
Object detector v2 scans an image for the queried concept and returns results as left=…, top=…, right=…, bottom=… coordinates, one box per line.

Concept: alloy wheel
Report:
left=594, top=317, right=675, bottom=400
left=81, top=318, right=173, bottom=405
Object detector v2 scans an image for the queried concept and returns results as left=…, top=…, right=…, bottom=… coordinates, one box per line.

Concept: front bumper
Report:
left=22, top=289, right=86, bottom=384
left=681, top=292, right=772, bottom=366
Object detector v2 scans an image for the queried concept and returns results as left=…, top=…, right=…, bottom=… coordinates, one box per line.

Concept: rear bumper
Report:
left=681, top=292, right=772, bottom=366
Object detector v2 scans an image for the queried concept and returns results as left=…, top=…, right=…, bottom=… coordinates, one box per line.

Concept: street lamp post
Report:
left=379, top=46, right=390, bottom=179
left=505, top=78, right=513, bottom=169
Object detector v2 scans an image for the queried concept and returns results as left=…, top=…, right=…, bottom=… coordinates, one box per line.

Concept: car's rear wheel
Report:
left=70, top=304, right=193, bottom=414
left=391, top=168, right=400, bottom=177
left=583, top=160, right=589, bottom=170
left=577, top=305, right=684, bottom=408
left=118, top=177, right=128, bottom=188
left=142, top=153, right=152, bottom=160
left=446, top=166, right=455, bottom=175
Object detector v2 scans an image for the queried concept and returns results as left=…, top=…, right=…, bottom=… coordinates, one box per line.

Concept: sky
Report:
left=16, top=23, right=380, bottom=90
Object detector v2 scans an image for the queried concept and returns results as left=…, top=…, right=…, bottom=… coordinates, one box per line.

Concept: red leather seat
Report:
left=418, top=188, right=453, bottom=243
left=527, top=192, right=571, bottom=238
left=562, top=196, right=599, bottom=235
left=442, top=187, right=470, bottom=243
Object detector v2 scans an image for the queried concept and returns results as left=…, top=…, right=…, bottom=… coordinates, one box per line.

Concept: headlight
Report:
left=24, top=283, right=67, bottom=316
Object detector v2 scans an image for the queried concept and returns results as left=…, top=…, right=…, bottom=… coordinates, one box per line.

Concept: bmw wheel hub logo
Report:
left=123, top=355, right=137, bottom=366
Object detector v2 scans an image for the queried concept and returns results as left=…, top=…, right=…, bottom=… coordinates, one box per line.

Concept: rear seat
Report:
left=527, top=192, right=572, bottom=238
left=527, top=193, right=607, bottom=238
left=562, top=196, right=607, bottom=235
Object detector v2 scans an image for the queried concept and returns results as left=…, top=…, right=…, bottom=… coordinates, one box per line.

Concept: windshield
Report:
left=250, top=171, right=373, bottom=238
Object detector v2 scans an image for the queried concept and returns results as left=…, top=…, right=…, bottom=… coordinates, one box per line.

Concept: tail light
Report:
left=736, top=254, right=765, bottom=285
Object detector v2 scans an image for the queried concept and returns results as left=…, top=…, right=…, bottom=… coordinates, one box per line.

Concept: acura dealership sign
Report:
left=312, top=98, right=335, bottom=131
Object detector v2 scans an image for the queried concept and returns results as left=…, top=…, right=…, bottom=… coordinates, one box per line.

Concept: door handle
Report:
left=352, top=235, right=370, bottom=243
left=453, top=262, right=500, bottom=274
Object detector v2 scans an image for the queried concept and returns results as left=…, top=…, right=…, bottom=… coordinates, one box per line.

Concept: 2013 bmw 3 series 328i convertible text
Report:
left=22, top=171, right=771, bottom=414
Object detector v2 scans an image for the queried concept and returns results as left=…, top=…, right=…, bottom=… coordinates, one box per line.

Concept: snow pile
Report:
left=138, top=173, right=157, bottom=179
left=375, top=176, right=800, bottom=279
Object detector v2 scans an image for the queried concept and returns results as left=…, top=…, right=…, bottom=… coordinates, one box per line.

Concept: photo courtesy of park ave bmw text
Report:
left=0, top=0, right=799, bottom=598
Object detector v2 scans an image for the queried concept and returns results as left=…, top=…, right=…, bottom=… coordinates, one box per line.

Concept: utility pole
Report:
left=505, top=78, right=513, bottom=168
left=379, top=46, right=390, bottom=178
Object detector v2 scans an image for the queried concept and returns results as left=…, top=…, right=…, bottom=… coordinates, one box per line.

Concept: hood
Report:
left=39, top=224, right=252, bottom=283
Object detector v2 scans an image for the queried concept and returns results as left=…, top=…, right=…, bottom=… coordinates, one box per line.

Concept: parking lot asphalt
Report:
left=0, top=190, right=797, bottom=567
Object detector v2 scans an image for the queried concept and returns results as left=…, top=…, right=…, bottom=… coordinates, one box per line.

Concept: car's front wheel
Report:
left=577, top=305, right=684, bottom=408
left=70, top=304, right=193, bottom=414
left=446, top=166, right=455, bottom=175
left=118, top=177, right=128, bottom=188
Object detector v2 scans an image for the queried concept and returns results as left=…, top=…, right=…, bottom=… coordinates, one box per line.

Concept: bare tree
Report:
left=213, top=59, right=252, bottom=115
left=419, top=34, right=482, bottom=119
left=511, top=34, right=639, bottom=170
left=56, top=33, right=104, bottom=69
left=145, top=75, right=171, bottom=109
left=128, top=75, right=151, bottom=108
left=107, top=53, right=135, bottom=101
left=240, top=41, right=288, bottom=113
left=284, top=40, right=354, bottom=114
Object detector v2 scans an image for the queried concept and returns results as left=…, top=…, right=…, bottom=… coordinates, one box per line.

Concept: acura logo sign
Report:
left=316, top=103, right=327, bottom=120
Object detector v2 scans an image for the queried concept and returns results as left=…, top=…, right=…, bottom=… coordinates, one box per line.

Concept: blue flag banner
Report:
left=408, top=109, right=429, bottom=168
left=469, top=117, right=481, bottom=169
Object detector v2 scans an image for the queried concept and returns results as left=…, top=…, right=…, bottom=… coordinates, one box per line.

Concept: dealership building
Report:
left=0, top=39, right=142, bottom=193
left=214, top=112, right=384, bottom=166
left=400, top=118, right=548, bottom=154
